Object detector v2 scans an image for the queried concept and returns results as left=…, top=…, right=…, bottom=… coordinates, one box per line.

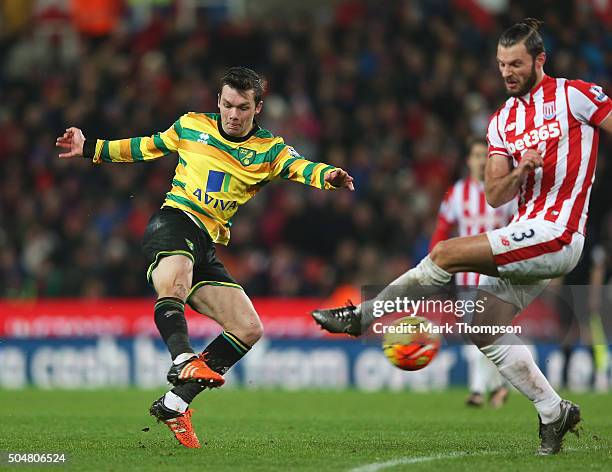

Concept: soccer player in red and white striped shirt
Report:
left=430, top=138, right=515, bottom=286
left=430, top=138, right=515, bottom=407
left=313, top=18, right=612, bottom=454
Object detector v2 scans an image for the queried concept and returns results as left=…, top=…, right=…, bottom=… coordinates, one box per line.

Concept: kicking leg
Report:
left=312, top=234, right=498, bottom=335
left=166, top=285, right=263, bottom=410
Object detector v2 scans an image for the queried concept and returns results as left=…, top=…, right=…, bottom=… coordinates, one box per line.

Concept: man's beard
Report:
left=506, top=62, right=538, bottom=97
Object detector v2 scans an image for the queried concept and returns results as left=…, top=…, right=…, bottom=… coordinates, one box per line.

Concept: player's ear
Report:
left=536, top=52, right=546, bottom=69
left=217, top=93, right=221, bottom=108
left=255, top=100, right=263, bottom=115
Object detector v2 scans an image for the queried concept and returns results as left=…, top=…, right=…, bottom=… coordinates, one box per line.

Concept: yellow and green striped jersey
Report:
left=90, top=112, right=339, bottom=245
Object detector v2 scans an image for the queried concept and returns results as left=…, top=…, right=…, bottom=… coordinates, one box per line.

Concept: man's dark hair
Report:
left=219, top=67, right=266, bottom=105
left=498, top=18, right=545, bottom=59
left=467, top=137, right=487, bottom=151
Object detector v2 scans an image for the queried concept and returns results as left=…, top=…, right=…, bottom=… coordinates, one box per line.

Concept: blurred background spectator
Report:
left=1, top=0, right=610, bottom=299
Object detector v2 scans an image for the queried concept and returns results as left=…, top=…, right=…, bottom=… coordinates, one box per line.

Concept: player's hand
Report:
left=516, top=149, right=543, bottom=177
left=56, top=127, right=85, bottom=159
left=325, top=168, right=355, bottom=191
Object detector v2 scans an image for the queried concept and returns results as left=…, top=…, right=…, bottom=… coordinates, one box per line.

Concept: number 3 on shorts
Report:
left=511, top=229, right=535, bottom=242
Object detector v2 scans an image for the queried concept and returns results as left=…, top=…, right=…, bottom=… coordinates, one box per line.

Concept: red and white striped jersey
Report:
left=430, top=177, right=515, bottom=285
left=487, top=75, right=611, bottom=235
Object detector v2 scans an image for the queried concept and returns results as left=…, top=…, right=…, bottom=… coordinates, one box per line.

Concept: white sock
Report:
left=359, top=256, right=452, bottom=330
left=467, top=345, right=487, bottom=394
left=481, top=334, right=561, bottom=423
left=173, top=352, right=196, bottom=365
left=163, top=391, right=189, bottom=413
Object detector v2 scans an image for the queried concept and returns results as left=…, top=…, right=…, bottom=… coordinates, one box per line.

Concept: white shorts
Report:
left=478, top=219, right=584, bottom=310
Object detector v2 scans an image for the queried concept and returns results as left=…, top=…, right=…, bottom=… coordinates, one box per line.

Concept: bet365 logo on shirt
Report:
left=506, top=122, right=561, bottom=155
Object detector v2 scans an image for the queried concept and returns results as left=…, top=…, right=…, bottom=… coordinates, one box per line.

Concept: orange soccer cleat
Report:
left=149, top=396, right=201, bottom=449
left=167, top=354, right=225, bottom=387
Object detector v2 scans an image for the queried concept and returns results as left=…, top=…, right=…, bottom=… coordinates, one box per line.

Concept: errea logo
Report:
left=506, top=122, right=560, bottom=155
left=184, top=238, right=194, bottom=251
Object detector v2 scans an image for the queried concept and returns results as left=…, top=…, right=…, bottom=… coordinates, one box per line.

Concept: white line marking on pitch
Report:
left=350, top=445, right=600, bottom=472
left=349, top=452, right=471, bottom=472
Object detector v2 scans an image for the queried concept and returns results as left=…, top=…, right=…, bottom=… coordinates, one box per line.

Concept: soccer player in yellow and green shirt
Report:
left=56, top=67, right=354, bottom=448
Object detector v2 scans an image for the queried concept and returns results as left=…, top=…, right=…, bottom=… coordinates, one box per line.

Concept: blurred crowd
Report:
left=1, top=0, right=611, bottom=299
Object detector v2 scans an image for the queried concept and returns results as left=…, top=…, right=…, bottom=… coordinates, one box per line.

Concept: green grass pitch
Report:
left=1, top=389, right=610, bottom=471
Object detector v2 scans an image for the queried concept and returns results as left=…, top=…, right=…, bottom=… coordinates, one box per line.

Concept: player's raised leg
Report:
left=313, top=217, right=583, bottom=454
left=157, top=284, right=263, bottom=417
left=311, top=233, right=496, bottom=335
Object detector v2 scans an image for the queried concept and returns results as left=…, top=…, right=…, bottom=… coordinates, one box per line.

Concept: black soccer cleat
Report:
left=537, top=399, right=581, bottom=455
left=149, top=395, right=182, bottom=421
left=311, top=301, right=363, bottom=337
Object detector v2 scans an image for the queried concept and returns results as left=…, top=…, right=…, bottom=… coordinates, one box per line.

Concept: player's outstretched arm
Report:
left=269, top=143, right=354, bottom=191
left=485, top=150, right=542, bottom=207
left=56, top=119, right=182, bottom=164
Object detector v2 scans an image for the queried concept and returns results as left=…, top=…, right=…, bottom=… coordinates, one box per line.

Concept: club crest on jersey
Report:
left=543, top=101, right=556, bottom=120
left=197, top=133, right=210, bottom=144
left=238, top=147, right=256, bottom=166
left=287, top=146, right=301, bottom=158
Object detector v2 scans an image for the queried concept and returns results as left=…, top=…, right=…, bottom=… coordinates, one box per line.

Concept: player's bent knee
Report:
left=201, top=303, right=263, bottom=346
left=233, top=311, right=263, bottom=346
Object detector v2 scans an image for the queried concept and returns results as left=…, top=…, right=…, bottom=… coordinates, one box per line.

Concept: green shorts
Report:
left=142, top=207, right=242, bottom=299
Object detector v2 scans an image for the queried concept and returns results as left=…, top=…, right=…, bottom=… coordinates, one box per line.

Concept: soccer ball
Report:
left=382, top=316, right=441, bottom=371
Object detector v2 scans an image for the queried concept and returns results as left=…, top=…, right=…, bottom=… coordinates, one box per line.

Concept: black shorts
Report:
left=142, top=207, right=241, bottom=298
